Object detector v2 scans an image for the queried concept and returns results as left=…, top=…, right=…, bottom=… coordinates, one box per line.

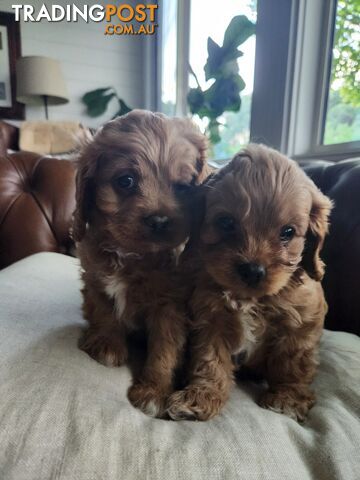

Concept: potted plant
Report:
left=81, top=87, right=132, bottom=119
left=187, top=15, right=255, bottom=146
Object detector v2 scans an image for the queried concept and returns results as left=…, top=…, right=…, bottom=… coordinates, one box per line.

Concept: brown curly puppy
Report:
left=167, top=144, right=332, bottom=422
left=73, top=110, right=208, bottom=417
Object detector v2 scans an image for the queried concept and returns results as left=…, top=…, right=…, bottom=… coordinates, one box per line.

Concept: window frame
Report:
left=153, top=0, right=360, bottom=161
left=251, top=0, right=360, bottom=161
left=286, top=0, right=360, bottom=161
left=147, top=0, right=190, bottom=116
left=143, top=0, right=160, bottom=111
left=249, top=0, right=297, bottom=152
left=156, top=0, right=258, bottom=147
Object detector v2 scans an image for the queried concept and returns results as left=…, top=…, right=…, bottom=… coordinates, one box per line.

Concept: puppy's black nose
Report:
left=144, top=215, right=170, bottom=232
left=237, top=262, right=266, bottom=287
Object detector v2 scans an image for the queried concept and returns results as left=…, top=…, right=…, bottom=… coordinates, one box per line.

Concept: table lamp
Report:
left=16, top=56, right=69, bottom=119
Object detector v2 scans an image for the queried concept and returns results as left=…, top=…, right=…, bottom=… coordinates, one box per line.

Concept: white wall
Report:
left=1, top=0, right=145, bottom=127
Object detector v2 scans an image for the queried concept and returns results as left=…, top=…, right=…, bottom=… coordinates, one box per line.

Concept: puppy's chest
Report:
left=102, top=266, right=175, bottom=326
left=103, top=274, right=128, bottom=319
left=225, top=295, right=267, bottom=361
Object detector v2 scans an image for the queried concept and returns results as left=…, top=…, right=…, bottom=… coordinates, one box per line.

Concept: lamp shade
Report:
left=16, top=56, right=69, bottom=106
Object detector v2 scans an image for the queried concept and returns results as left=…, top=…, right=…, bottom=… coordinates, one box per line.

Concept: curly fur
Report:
left=74, top=110, right=209, bottom=418
left=167, top=144, right=332, bottom=422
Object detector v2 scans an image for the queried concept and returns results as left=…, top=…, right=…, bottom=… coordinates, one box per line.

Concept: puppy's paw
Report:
left=79, top=332, right=128, bottom=367
left=167, top=385, right=225, bottom=421
left=128, top=383, right=168, bottom=418
left=259, top=385, right=316, bottom=422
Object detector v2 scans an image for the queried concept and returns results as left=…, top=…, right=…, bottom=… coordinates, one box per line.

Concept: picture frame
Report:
left=0, top=11, right=24, bottom=120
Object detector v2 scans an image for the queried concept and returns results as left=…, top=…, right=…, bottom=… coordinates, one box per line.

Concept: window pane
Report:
left=160, top=0, right=177, bottom=116
left=323, top=0, right=360, bottom=145
left=189, top=0, right=257, bottom=161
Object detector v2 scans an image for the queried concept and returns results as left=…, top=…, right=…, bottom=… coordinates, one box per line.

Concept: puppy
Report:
left=167, top=144, right=332, bottom=422
left=73, top=110, right=208, bottom=417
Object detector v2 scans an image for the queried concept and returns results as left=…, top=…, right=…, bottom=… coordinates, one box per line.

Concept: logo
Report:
left=11, top=3, right=159, bottom=36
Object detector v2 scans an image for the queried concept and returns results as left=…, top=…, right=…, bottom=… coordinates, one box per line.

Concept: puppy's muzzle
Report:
left=144, top=215, right=170, bottom=233
left=237, top=262, right=266, bottom=287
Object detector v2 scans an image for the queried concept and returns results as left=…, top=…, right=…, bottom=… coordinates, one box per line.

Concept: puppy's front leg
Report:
left=127, top=304, right=186, bottom=418
left=167, top=307, right=238, bottom=421
left=259, top=330, right=321, bottom=422
left=79, top=287, right=128, bottom=367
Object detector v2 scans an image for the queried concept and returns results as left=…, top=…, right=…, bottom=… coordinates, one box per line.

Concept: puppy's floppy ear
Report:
left=195, top=136, right=211, bottom=184
left=301, top=181, right=333, bottom=281
left=201, top=157, right=249, bottom=245
left=72, top=142, right=98, bottom=242
left=199, top=172, right=226, bottom=245
left=176, top=117, right=211, bottom=183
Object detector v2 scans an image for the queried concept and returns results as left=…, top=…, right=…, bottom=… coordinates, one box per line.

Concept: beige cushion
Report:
left=0, top=253, right=359, bottom=480
left=19, top=121, right=88, bottom=155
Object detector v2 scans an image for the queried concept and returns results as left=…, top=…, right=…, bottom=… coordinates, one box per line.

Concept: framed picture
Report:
left=0, top=12, right=24, bottom=119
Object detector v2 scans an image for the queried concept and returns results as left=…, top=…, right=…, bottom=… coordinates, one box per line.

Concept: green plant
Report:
left=331, top=0, right=360, bottom=107
left=187, top=15, right=255, bottom=144
left=324, top=90, right=360, bottom=144
left=82, top=87, right=132, bottom=119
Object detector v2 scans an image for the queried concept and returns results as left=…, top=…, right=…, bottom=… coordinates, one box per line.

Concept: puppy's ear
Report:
left=301, top=182, right=333, bottom=281
left=72, top=144, right=98, bottom=242
left=195, top=138, right=211, bottom=184
left=199, top=173, right=225, bottom=245
left=177, top=118, right=211, bottom=183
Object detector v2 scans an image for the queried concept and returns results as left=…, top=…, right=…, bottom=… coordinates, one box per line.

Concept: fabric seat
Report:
left=0, top=252, right=359, bottom=480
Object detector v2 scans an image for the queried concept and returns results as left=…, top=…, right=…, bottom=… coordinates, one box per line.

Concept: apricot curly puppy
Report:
left=167, top=144, right=332, bottom=422
left=73, top=110, right=208, bottom=417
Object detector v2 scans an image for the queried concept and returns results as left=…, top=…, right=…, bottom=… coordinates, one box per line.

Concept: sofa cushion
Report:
left=0, top=253, right=359, bottom=480
left=19, top=121, right=88, bottom=155
left=302, top=159, right=360, bottom=335
left=0, top=153, right=76, bottom=269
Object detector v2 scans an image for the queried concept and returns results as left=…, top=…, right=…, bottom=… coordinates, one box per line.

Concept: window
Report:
left=157, top=0, right=360, bottom=162
left=158, top=0, right=257, bottom=161
left=323, top=0, right=360, bottom=146
left=159, top=0, right=177, bottom=116
left=188, top=1, right=257, bottom=161
left=283, top=0, right=360, bottom=160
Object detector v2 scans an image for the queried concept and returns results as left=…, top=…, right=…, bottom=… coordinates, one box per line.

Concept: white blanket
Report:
left=0, top=253, right=359, bottom=480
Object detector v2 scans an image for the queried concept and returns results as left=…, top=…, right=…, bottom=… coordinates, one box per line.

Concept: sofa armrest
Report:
left=0, top=152, right=76, bottom=269
left=0, top=121, right=20, bottom=155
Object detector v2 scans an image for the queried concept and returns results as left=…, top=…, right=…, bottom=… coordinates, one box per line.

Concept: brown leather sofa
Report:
left=0, top=121, right=76, bottom=269
left=0, top=121, right=359, bottom=335
left=301, top=159, right=360, bottom=336
left=0, top=121, right=19, bottom=157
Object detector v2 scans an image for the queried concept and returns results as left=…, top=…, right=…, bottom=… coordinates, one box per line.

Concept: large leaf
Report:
left=86, top=93, right=116, bottom=117
left=204, top=37, right=224, bottom=81
left=207, top=119, right=221, bottom=144
left=187, top=87, right=205, bottom=114
left=186, top=14, right=255, bottom=145
left=221, top=58, right=240, bottom=77
left=197, top=105, right=218, bottom=120
left=82, top=87, right=117, bottom=117
left=223, top=15, right=255, bottom=51
left=82, top=87, right=113, bottom=105
left=113, top=99, right=132, bottom=118
left=204, top=16, right=254, bottom=80
left=204, top=75, right=245, bottom=117
left=118, top=99, right=132, bottom=115
left=234, top=74, right=246, bottom=92
left=205, top=47, right=243, bottom=80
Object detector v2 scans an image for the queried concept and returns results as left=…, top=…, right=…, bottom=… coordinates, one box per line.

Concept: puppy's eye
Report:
left=115, top=175, right=135, bottom=190
left=216, top=216, right=236, bottom=233
left=173, top=183, right=192, bottom=195
left=280, top=225, right=296, bottom=242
